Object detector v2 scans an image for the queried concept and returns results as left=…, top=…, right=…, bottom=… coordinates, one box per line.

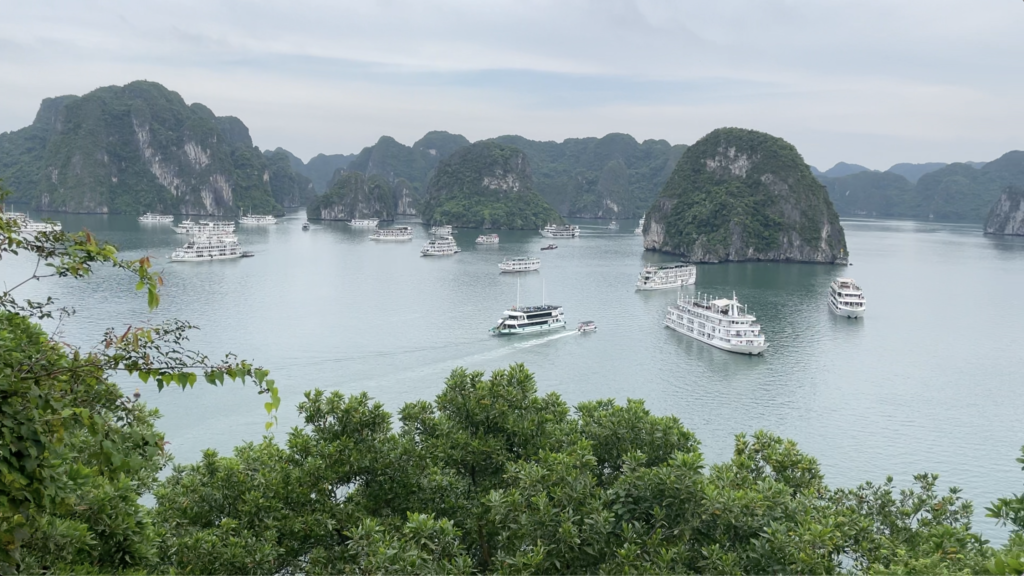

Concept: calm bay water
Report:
left=4, top=212, right=1024, bottom=538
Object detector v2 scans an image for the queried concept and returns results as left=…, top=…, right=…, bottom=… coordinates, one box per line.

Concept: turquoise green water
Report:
left=4, top=213, right=1024, bottom=538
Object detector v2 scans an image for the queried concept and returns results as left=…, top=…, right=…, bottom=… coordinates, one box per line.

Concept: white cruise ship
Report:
left=421, top=235, right=460, bottom=256
left=173, top=220, right=236, bottom=235
left=634, top=216, right=645, bottom=235
left=238, top=214, right=277, bottom=224
left=498, top=256, right=540, bottom=273
left=430, top=224, right=453, bottom=236
left=540, top=224, right=580, bottom=239
left=171, top=234, right=243, bottom=261
left=370, top=226, right=414, bottom=241
left=476, top=234, right=499, bottom=244
left=636, top=263, right=696, bottom=291
left=138, top=213, right=174, bottom=223
left=829, top=278, right=866, bottom=318
left=664, top=292, right=767, bottom=355
left=491, top=304, right=565, bottom=335
left=348, top=218, right=380, bottom=227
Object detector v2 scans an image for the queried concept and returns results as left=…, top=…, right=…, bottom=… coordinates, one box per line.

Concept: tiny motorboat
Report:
left=302, top=222, right=310, bottom=231
left=577, top=320, right=597, bottom=333
left=240, top=251, right=256, bottom=258
left=541, top=244, right=558, bottom=251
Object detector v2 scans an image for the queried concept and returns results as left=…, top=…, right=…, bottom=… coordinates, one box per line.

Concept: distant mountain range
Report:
left=817, top=154, right=1023, bottom=222
left=0, top=80, right=1018, bottom=224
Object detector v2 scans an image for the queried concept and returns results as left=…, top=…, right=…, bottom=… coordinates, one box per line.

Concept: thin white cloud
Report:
left=1, top=0, right=1021, bottom=169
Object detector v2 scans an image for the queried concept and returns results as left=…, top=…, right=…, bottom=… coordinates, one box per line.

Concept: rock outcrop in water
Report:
left=984, top=186, right=1024, bottom=236
left=306, top=171, right=394, bottom=221
left=643, top=127, right=847, bottom=263
left=419, top=142, right=561, bottom=229
left=0, top=80, right=303, bottom=215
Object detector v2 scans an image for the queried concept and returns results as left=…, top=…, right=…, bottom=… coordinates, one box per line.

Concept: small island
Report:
left=984, top=185, right=1024, bottom=236
left=643, top=127, right=848, bottom=263
left=418, top=141, right=561, bottom=229
left=306, top=171, right=395, bottom=221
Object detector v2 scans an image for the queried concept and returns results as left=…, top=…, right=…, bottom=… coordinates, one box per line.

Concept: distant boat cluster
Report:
left=1, top=210, right=62, bottom=232
left=136, top=209, right=275, bottom=261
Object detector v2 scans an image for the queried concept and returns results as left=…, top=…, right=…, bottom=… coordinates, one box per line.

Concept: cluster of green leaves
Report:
left=492, top=133, right=687, bottom=219
left=818, top=151, right=1024, bottom=223
left=419, top=142, right=562, bottom=229
left=145, top=362, right=1024, bottom=575
left=651, top=127, right=846, bottom=261
left=0, top=188, right=280, bottom=572
left=0, top=80, right=291, bottom=216
left=307, top=171, right=396, bottom=221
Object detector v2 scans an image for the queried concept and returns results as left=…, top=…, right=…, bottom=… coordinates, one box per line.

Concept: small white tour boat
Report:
left=19, top=219, right=62, bottom=233
left=829, top=277, right=866, bottom=318
left=302, top=222, right=310, bottom=231
left=369, top=226, right=414, bottom=241
left=498, top=256, right=541, bottom=273
left=238, top=213, right=277, bottom=224
left=476, top=234, right=499, bottom=244
left=430, top=224, right=454, bottom=236
left=577, top=320, right=597, bottom=333
left=634, top=216, right=645, bottom=235
left=138, top=213, right=174, bottom=223
left=540, top=224, right=580, bottom=239
left=171, top=234, right=243, bottom=262
left=420, top=235, right=460, bottom=256
left=664, top=292, right=767, bottom=355
left=636, top=263, right=696, bottom=291
left=608, top=221, right=618, bottom=229
left=348, top=218, right=380, bottom=227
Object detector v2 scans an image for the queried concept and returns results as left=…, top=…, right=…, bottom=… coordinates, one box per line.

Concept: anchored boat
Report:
left=828, top=278, right=866, bottom=318
left=498, top=256, right=541, bottom=273
left=420, top=235, right=460, bottom=256
left=369, top=226, right=414, bottom=241
left=539, top=224, right=580, bottom=239
left=636, top=263, right=696, bottom=291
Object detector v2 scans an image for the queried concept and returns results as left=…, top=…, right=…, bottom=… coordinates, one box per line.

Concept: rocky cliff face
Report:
left=264, top=149, right=316, bottom=207
left=984, top=186, right=1024, bottom=235
left=419, top=142, right=561, bottom=229
left=0, top=81, right=307, bottom=215
left=306, top=172, right=395, bottom=221
left=393, top=178, right=418, bottom=215
left=644, top=127, right=847, bottom=263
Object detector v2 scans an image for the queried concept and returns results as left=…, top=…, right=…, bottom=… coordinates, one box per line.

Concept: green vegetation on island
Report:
left=264, top=148, right=357, bottom=194
left=0, top=81, right=330, bottom=216
left=490, top=133, right=687, bottom=219
left=419, top=141, right=561, bottom=229
left=306, top=171, right=395, bottom=221
left=644, top=127, right=847, bottom=263
left=263, top=149, right=316, bottom=207
left=3, top=192, right=1024, bottom=574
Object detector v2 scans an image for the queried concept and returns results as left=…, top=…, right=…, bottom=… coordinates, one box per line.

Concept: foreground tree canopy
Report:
left=2, top=187, right=1024, bottom=574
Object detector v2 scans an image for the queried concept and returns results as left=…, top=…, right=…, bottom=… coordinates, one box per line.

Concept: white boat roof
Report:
left=836, top=277, right=855, bottom=283
left=711, top=298, right=735, bottom=307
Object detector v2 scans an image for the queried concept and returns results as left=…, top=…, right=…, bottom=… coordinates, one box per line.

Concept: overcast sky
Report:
left=1, top=0, right=1021, bottom=170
